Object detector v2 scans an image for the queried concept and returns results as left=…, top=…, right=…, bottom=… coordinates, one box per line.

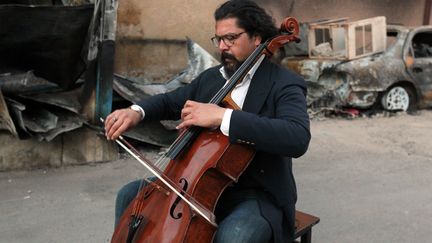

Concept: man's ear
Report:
left=254, top=35, right=262, bottom=46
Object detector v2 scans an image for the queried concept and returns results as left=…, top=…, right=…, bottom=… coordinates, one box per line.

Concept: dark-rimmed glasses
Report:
left=211, top=31, right=246, bottom=48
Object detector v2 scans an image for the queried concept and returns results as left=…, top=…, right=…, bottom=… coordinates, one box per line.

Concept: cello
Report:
left=111, top=17, right=300, bottom=243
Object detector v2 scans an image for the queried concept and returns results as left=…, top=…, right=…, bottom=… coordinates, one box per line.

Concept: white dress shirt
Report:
left=219, top=54, right=264, bottom=136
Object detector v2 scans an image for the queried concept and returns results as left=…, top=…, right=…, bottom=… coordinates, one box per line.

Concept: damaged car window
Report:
left=412, top=32, right=432, bottom=58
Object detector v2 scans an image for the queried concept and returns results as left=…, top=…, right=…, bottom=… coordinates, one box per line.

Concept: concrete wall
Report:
left=114, top=0, right=428, bottom=82
left=0, top=127, right=118, bottom=171
left=115, top=0, right=223, bottom=83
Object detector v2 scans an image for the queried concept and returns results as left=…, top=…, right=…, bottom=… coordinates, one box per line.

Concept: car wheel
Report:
left=381, top=86, right=413, bottom=111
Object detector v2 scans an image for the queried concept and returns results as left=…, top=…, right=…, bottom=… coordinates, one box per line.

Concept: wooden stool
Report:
left=293, top=210, right=320, bottom=243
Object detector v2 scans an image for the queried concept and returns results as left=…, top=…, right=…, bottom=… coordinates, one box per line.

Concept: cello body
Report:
left=112, top=128, right=255, bottom=243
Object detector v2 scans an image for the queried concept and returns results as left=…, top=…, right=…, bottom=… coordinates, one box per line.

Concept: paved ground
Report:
left=1, top=110, right=432, bottom=243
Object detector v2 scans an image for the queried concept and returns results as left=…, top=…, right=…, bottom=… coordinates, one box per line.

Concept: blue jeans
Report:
left=115, top=179, right=272, bottom=243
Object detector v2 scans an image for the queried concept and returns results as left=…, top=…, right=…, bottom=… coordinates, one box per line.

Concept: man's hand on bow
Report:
left=104, top=108, right=141, bottom=140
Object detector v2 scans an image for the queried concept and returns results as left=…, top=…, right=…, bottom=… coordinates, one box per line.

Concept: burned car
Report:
left=282, top=17, right=432, bottom=111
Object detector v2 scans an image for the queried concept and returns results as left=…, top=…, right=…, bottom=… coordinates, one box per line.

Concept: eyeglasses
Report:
left=211, top=31, right=246, bottom=48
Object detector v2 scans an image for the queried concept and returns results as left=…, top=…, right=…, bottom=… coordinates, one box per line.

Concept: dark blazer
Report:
left=138, top=58, right=311, bottom=242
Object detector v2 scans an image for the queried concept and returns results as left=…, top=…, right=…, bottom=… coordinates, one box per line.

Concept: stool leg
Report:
left=300, top=230, right=312, bottom=243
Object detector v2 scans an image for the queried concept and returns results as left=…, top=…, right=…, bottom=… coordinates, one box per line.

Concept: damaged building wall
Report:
left=0, top=1, right=120, bottom=171
left=114, top=0, right=428, bottom=82
left=114, top=0, right=222, bottom=83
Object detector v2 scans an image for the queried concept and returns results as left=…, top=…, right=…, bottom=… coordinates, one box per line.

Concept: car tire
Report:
left=381, top=85, right=415, bottom=111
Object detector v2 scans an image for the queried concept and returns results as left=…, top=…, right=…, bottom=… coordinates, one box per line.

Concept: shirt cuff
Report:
left=220, top=108, right=233, bottom=136
left=131, top=104, right=145, bottom=120
left=138, top=107, right=145, bottom=120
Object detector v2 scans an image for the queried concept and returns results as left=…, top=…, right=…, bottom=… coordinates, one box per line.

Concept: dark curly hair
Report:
left=214, top=0, right=278, bottom=43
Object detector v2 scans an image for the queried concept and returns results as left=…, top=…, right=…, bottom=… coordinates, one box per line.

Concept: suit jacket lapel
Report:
left=242, top=58, right=274, bottom=114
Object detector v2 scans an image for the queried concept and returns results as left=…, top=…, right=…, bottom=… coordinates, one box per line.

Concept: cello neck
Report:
left=165, top=17, right=300, bottom=160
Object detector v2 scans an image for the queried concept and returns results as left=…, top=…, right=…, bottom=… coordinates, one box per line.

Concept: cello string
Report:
left=136, top=145, right=212, bottom=212
left=165, top=126, right=202, bottom=160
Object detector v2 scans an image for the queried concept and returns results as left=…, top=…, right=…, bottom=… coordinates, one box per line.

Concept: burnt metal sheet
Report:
left=22, top=108, right=58, bottom=133
left=0, top=89, right=18, bottom=137
left=0, top=71, right=60, bottom=95
left=179, top=38, right=220, bottom=84
left=19, top=103, right=84, bottom=141
left=33, top=110, right=83, bottom=142
left=0, top=4, right=94, bottom=89
left=4, top=97, right=30, bottom=137
left=19, top=86, right=83, bottom=114
left=123, top=121, right=177, bottom=147
left=0, top=71, right=81, bottom=114
left=1, top=69, right=83, bottom=117
left=113, top=74, right=151, bottom=103
left=2, top=93, right=85, bottom=141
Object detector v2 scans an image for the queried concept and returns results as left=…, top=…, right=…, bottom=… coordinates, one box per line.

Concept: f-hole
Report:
left=169, top=178, right=188, bottom=219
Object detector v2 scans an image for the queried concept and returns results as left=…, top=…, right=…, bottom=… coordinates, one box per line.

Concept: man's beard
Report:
left=221, top=52, right=242, bottom=78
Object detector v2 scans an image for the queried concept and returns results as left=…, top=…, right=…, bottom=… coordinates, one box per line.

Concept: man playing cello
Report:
left=105, top=1, right=310, bottom=242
